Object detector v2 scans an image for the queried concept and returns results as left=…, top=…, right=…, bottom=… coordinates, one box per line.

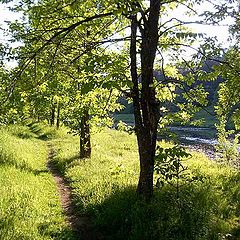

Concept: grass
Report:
left=51, top=127, right=240, bottom=240
left=0, top=125, right=74, bottom=239
left=0, top=123, right=239, bottom=239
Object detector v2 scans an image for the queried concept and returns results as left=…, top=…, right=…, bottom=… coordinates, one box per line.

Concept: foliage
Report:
left=154, top=146, right=191, bottom=189
left=116, top=120, right=134, bottom=134
left=1, top=0, right=239, bottom=199
left=210, top=3, right=240, bottom=168
left=215, top=50, right=240, bottom=127
left=215, top=119, right=240, bottom=169
left=214, top=49, right=240, bottom=168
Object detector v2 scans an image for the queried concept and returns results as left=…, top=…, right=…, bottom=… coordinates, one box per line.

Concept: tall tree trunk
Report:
left=56, top=103, right=60, bottom=129
left=130, top=0, right=161, bottom=200
left=79, top=109, right=91, bottom=159
left=50, top=105, right=55, bottom=126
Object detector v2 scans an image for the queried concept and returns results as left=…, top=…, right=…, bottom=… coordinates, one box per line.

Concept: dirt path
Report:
left=47, top=144, right=102, bottom=240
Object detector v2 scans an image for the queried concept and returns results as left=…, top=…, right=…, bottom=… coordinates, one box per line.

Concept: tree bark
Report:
left=79, top=109, right=91, bottom=159
left=130, top=0, right=161, bottom=200
left=50, top=104, right=56, bottom=126
left=56, top=103, right=60, bottom=129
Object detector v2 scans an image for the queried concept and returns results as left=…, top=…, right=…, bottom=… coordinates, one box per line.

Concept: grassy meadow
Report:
left=51, top=127, right=240, bottom=240
left=0, top=125, right=73, bottom=240
left=0, top=123, right=239, bottom=239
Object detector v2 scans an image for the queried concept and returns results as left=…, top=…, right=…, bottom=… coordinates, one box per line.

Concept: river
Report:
left=168, top=126, right=218, bottom=159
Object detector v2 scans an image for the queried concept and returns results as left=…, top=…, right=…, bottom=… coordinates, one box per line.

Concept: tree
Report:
left=128, top=1, right=161, bottom=199
left=61, top=51, right=124, bottom=159
left=2, top=0, right=237, bottom=199
left=122, top=0, right=219, bottom=199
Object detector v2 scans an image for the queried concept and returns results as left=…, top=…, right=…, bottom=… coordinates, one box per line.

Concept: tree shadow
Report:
left=37, top=222, right=76, bottom=240
left=27, top=122, right=54, bottom=141
left=72, top=178, right=240, bottom=240
left=51, top=154, right=81, bottom=174
left=27, top=122, right=43, bottom=135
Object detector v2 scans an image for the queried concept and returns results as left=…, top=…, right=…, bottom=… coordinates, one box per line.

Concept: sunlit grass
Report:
left=51, top=128, right=138, bottom=208
left=0, top=125, right=73, bottom=239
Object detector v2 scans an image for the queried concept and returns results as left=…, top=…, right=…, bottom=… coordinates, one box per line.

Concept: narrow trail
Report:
left=47, top=143, right=102, bottom=240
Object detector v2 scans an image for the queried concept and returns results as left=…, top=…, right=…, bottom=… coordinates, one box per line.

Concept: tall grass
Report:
left=0, top=125, right=73, bottom=239
left=51, top=128, right=240, bottom=240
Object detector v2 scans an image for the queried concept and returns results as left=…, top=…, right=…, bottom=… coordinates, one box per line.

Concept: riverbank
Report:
left=169, top=126, right=217, bottom=160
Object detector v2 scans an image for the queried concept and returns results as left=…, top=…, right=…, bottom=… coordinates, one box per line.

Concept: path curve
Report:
left=47, top=144, right=102, bottom=240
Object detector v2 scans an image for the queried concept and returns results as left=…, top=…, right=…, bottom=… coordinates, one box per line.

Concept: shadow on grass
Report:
left=37, top=222, right=76, bottom=240
left=28, top=123, right=49, bottom=140
left=50, top=154, right=81, bottom=175
left=26, top=122, right=57, bottom=141
left=72, top=178, right=240, bottom=240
